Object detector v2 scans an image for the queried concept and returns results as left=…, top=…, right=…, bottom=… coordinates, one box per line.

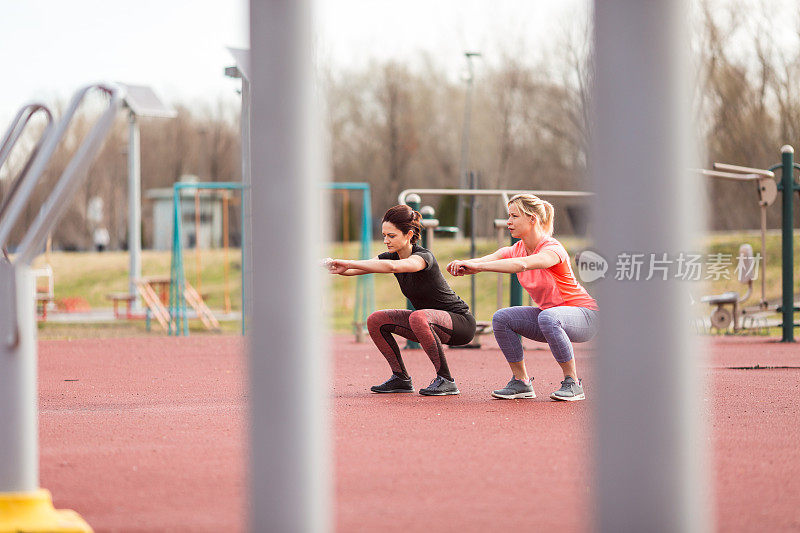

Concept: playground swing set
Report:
left=102, top=183, right=243, bottom=335
left=167, top=181, right=244, bottom=336
left=325, top=182, right=374, bottom=342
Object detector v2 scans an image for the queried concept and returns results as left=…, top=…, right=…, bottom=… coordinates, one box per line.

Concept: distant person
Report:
left=326, top=204, right=476, bottom=396
left=447, top=193, right=599, bottom=401
left=93, top=227, right=110, bottom=252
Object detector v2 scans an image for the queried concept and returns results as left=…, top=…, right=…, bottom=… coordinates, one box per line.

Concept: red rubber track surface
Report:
left=36, top=335, right=799, bottom=532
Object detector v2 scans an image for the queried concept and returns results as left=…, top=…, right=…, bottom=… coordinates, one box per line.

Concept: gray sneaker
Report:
left=419, top=376, right=460, bottom=396
left=550, top=376, right=585, bottom=401
left=370, top=374, right=414, bottom=393
left=491, top=377, right=536, bottom=399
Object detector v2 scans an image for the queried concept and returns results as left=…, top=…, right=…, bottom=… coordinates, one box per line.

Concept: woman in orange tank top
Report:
left=447, top=194, right=599, bottom=401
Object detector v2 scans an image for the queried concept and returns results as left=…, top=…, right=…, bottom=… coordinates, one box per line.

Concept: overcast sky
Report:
left=0, top=0, right=589, bottom=127
left=3, top=0, right=800, bottom=129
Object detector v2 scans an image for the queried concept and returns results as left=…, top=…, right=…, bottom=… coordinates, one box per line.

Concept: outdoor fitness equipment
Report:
left=325, top=182, right=374, bottom=342
left=699, top=145, right=799, bottom=341
left=0, top=104, right=57, bottom=319
left=0, top=104, right=54, bottom=227
left=0, top=83, right=123, bottom=532
left=401, top=195, right=464, bottom=348
left=169, top=181, right=245, bottom=336
left=700, top=243, right=757, bottom=332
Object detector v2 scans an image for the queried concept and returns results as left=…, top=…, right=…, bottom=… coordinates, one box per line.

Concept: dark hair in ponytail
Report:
left=382, top=204, right=422, bottom=244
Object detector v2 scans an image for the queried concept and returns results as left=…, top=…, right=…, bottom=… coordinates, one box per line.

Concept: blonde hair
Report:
left=507, top=194, right=555, bottom=237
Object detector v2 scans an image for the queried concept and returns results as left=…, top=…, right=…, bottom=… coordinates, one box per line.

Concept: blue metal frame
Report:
left=324, top=183, right=374, bottom=336
left=170, top=182, right=245, bottom=336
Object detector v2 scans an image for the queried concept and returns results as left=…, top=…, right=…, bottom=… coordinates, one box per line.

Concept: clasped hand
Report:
left=446, top=260, right=479, bottom=276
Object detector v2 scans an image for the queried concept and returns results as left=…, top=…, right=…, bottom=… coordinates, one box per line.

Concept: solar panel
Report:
left=227, top=47, right=250, bottom=81
left=118, top=84, right=177, bottom=118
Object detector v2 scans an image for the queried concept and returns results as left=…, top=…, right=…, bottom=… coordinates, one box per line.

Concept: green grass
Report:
left=33, top=249, right=242, bottom=312
left=32, top=231, right=799, bottom=339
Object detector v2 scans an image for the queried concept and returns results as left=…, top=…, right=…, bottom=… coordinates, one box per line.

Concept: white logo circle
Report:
left=574, top=250, right=608, bottom=283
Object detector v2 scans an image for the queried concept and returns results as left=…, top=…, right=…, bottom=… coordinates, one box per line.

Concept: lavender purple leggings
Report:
left=492, top=306, right=599, bottom=363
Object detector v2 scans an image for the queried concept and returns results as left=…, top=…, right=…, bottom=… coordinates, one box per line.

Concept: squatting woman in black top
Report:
left=326, top=205, right=476, bottom=396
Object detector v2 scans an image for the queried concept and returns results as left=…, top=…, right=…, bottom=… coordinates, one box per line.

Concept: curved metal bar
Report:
left=713, top=162, right=775, bottom=178
left=0, top=104, right=53, bottom=171
left=397, top=188, right=593, bottom=206
left=0, top=105, right=55, bottom=233
left=698, top=169, right=762, bottom=182
left=13, top=83, right=124, bottom=266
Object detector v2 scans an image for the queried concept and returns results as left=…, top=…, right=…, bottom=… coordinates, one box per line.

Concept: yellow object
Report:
left=0, top=489, right=92, bottom=533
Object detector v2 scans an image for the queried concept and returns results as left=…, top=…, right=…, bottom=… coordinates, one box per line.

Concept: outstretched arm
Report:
left=327, top=255, right=427, bottom=276
left=446, top=248, right=507, bottom=276
left=323, top=257, right=373, bottom=276
left=448, top=250, right=560, bottom=276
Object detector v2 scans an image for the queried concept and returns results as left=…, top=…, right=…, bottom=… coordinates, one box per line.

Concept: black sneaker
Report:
left=370, top=375, right=414, bottom=393
left=550, top=376, right=585, bottom=401
left=418, top=376, right=460, bottom=396
left=491, top=377, right=536, bottom=399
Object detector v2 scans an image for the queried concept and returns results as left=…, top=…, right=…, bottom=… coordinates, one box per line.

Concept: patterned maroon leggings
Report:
left=366, top=309, right=455, bottom=379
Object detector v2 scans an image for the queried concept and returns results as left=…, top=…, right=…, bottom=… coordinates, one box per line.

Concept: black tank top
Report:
left=378, top=244, right=471, bottom=316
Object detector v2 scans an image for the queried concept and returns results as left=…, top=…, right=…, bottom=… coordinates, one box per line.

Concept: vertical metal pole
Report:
left=0, top=264, right=37, bottom=492
left=362, top=185, right=374, bottom=330
left=195, top=190, right=201, bottom=290
left=455, top=53, right=479, bottom=238
left=760, top=204, right=767, bottom=306
left=241, top=76, right=252, bottom=336
left=469, top=172, right=477, bottom=315
left=495, top=221, right=504, bottom=310
left=128, top=112, right=142, bottom=311
left=169, top=188, right=180, bottom=336
left=250, top=0, right=329, bottom=531
left=223, top=193, right=231, bottom=314
left=509, top=234, right=522, bottom=307
left=780, top=146, right=795, bottom=342
left=594, top=2, right=711, bottom=532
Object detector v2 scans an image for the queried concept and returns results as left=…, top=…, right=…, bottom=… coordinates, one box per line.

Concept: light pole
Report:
left=455, top=51, right=481, bottom=238
left=119, top=84, right=176, bottom=311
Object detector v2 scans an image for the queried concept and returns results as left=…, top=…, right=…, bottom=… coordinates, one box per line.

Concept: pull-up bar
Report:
left=398, top=187, right=593, bottom=207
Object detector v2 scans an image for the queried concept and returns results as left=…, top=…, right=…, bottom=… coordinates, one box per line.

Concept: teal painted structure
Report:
left=170, top=182, right=245, bottom=336
left=325, top=183, right=375, bottom=338
left=509, top=236, right=523, bottom=307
